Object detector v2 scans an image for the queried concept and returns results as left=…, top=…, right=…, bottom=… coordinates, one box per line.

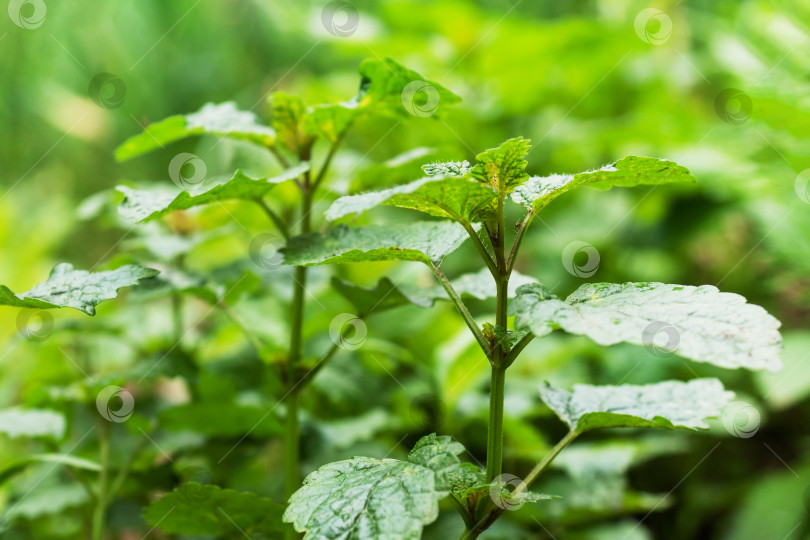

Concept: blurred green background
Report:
left=1, top=0, right=809, bottom=538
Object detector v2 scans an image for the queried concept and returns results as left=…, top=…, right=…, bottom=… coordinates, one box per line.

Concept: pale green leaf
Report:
left=539, top=378, right=734, bottom=433
left=117, top=164, right=308, bottom=223
left=0, top=263, right=159, bottom=315
left=422, top=161, right=472, bottom=177
left=143, top=483, right=285, bottom=538
left=4, top=484, right=89, bottom=521
left=282, top=222, right=474, bottom=267
left=304, top=102, right=360, bottom=143
left=116, top=102, right=276, bottom=161
left=325, top=176, right=496, bottom=224
left=470, top=137, right=532, bottom=193
left=270, top=92, right=312, bottom=153
left=511, top=156, right=695, bottom=213
left=511, top=282, right=782, bottom=371
left=284, top=457, right=443, bottom=540
left=0, top=408, right=65, bottom=440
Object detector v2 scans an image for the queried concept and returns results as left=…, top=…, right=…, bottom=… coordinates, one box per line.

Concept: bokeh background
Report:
left=0, top=0, right=808, bottom=538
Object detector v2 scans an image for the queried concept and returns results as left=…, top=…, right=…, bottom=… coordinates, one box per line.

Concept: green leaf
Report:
left=407, top=433, right=465, bottom=490
left=470, top=137, right=532, bottom=194
left=0, top=408, right=65, bottom=440
left=539, top=378, right=734, bottom=433
left=511, top=282, right=782, bottom=371
left=0, top=263, right=159, bottom=315
left=282, top=221, right=474, bottom=267
left=0, top=454, right=102, bottom=485
left=4, top=484, right=89, bottom=521
left=511, top=156, right=695, bottom=213
left=115, top=102, right=276, bottom=161
left=132, top=265, right=223, bottom=304
left=117, top=164, right=308, bottom=223
left=326, top=176, right=497, bottom=224
left=303, top=102, right=360, bottom=143
left=357, top=57, right=461, bottom=118
left=447, top=462, right=486, bottom=501
left=284, top=457, right=443, bottom=539
left=143, top=483, right=285, bottom=538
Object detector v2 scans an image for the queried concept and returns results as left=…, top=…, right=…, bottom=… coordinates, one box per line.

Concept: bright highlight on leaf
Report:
left=0, top=263, right=159, bottom=315
left=0, top=408, right=65, bottom=440
left=116, top=164, right=308, bottom=223
left=282, top=221, right=475, bottom=266
left=115, top=102, right=277, bottom=161
left=511, top=282, right=782, bottom=371
left=511, top=156, right=695, bottom=213
left=539, top=378, right=734, bottom=433
left=284, top=434, right=465, bottom=540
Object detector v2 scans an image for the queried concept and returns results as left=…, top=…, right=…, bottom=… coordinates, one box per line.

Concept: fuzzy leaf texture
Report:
left=116, top=102, right=276, bottom=161
left=143, top=483, right=285, bottom=539
left=469, top=137, right=532, bottom=193
left=284, top=434, right=466, bottom=540
left=539, top=378, right=734, bottom=433
left=282, top=222, right=474, bottom=267
left=510, top=282, right=782, bottom=371
left=0, top=263, right=159, bottom=315
left=511, top=156, right=695, bottom=213
left=326, top=176, right=497, bottom=224
left=0, top=408, right=65, bottom=440
left=116, top=164, right=308, bottom=223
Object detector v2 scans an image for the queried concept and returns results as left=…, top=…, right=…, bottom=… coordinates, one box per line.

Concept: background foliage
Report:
left=0, top=0, right=808, bottom=538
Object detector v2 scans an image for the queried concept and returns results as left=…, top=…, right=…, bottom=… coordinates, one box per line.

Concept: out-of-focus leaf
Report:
left=511, top=156, right=695, bottom=213
left=318, top=409, right=391, bottom=449
left=356, top=57, right=461, bottom=118
left=270, top=92, right=313, bottom=153
left=0, top=454, right=101, bottom=485
left=117, top=164, right=308, bottom=223
left=755, top=331, right=810, bottom=410
left=158, top=402, right=283, bottom=437
left=0, top=264, right=159, bottom=315
left=282, top=222, right=474, bottom=267
left=116, top=102, right=276, bottom=161
left=0, top=408, right=65, bottom=440
left=326, top=176, right=496, bottom=224
left=304, top=102, right=360, bottom=143
left=132, top=265, right=223, bottom=304
left=511, top=282, right=783, bottom=371
left=539, top=378, right=733, bottom=433
left=4, top=484, right=89, bottom=521
left=143, top=483, right=285, bottom=538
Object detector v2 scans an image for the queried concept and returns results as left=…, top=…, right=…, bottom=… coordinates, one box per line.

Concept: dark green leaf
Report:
left=282, top=222, right=474, bottom=267
left=0, top=263, right=159, bottom=315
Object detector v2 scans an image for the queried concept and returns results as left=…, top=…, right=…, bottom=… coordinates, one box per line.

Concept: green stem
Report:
left=91, top=422, right=109, bottom=540
left=171, top=294, right=183, bottom=344
left=515, top=430, right=578, bottom=496
left=503, top=333, right=534, bottom=368
left=485, top=364, right=506, bottom=482
left=462, top=223, right=499, bottom=279
left=431, top=264, right=490, bottom=356
left=255, top=198, right=290, bottom=239
left=284, top=388, right=301, bottom=497
left=449, top=495, right=475, bottom=532
left=506, top=212, right=531, bottom=274
left=311, top=139, right=343, bottom=192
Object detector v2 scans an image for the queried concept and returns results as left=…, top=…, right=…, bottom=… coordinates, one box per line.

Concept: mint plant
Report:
left=281, top=138, right=783, bottom=538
